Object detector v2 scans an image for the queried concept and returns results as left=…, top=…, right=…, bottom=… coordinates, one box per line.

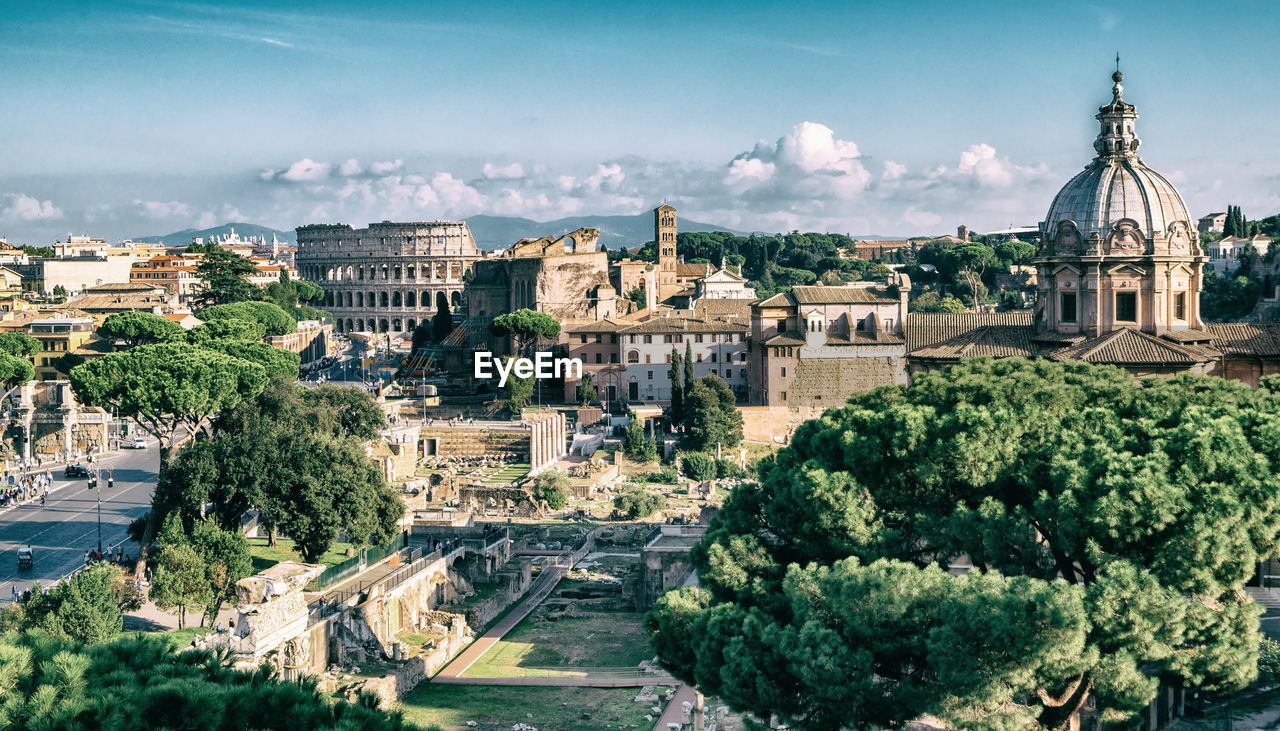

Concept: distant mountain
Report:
left=464, top=214, right=754, bottom=251
left=132, top=223, right=295, bottom=246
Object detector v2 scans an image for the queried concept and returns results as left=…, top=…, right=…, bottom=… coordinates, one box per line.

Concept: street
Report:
left=0, top=443, right=158, bottom=598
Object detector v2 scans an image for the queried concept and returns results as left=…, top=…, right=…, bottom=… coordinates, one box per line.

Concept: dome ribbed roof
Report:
left=1044, top=159, right=1190, bottom=241
left=1042, top=70, right=1190, bottom=243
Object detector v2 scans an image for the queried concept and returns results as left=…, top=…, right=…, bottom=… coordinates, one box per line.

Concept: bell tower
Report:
left=654, top=204, right=678, bottom=300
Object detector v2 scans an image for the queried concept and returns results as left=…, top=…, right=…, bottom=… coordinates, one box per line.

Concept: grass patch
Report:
left=463, top=611, right=652, bottom=678
left=127, top=625, right=204, bottom=650
left=400, top=684, right=668, bottom=730
left=247, top=537, right=358, bottom=573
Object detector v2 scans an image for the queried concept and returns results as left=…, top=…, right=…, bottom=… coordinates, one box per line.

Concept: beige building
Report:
left=749, top=276, right=911, bottom=411
left=296, top=221, right=480, bottom=337
left=28, top=317, right=96, bottom=380
left=15, top=256, right=136, bottom=296
left=467, top=228, right=615, bottom=323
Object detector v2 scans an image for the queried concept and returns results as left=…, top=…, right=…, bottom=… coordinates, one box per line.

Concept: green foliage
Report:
left=669, top=349, right=684, bottom=424
left=51, top=352, right=86, bottom=377
left=19, top=564, right=126, bottom=644
left=69, top=342, right=269, bottom=455
left=0, top=332, right=41, bottom=358
left=263, top=272, right=327, bottom=323
left=0, top=630, right=412, bottom=730
left=627, top=286, right=647, bottom=310
left=193, top=247, right=262, bottom=306
left=681, top=375, right=743, bottom=452
left=0, top=354, right=35, bottom=389
left=679, top=452, right=716, bottom=481
left=499, top=360, right=534, bottom=417
left=1259, top=635, right=1280, bottom=685
left=150, top=515, right=211, bottom=629
left=432, top=292, right=453, bottom=342
left=1224, top=204, right=1248, bottom=238
left=531, top=471, right=571, bottom=510
left=578, top=373, right=598, bottom=404
left=22, top=245, right=56, bottom=257
left=1202, top=271, right=1260, bottom=321
left=715, top=458, right=743, bottom=479
left=623, top=411, right=646, bottom=460
left=488, top=309, right=561, bottom=355
left=994, top=239, right=1037, bottom=265
left=97, top=311, right=184, bottom=348
left=199, top=301, right=296, bottom=337
left=643, top=466, right=679, bottom=484
left=168, top=519, right=254, bottom=626
left=649, top=359, right=1280, bottom=727
left=411, top=321, right=433, bottom=353
left=157, top=379, right=400, bottom=562
left=642, top=434, right=659, bottom=462
left=910, top=291, right=968, bottom=313
left=184, top=318, right=268, bottom=343
left=613, top=483, right=667, bottom=520
left=201, top=340, right=300, bottom=380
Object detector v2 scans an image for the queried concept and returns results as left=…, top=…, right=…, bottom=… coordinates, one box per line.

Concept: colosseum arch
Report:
left=393, top=318, right=402, bottom=332
left=380, top=291, right=389, bottom=308
left=451, top=291, right=462, bottom=307
left=405, top=291, right=416, bottom=308
left=379, top=319, right=389, bottom=333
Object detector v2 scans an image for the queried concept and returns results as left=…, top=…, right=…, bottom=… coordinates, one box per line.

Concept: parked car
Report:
left=126, top=436, right=148, bottom=449
left=64, top=464, right=90, bottom=478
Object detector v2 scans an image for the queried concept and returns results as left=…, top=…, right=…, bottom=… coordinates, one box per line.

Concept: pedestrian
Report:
left=84, top=550, right=90, bottom=565
left=10, top=586, right=17, bottom=603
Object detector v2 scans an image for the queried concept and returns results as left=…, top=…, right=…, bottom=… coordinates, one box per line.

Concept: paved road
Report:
left=0, top=444, right=158, bottom=598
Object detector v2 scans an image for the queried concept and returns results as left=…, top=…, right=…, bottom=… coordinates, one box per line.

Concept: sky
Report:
left=1, top=0, right=1277, bottom=243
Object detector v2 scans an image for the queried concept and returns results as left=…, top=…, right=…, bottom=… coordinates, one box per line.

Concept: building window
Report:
left=595, top=353, right=602, bottom=364
left=1116, top=292, right=1137, bottom=322
left=781, top=391, right=787, bottom=401
left=1060, top=292, right=1077, bottom=323
left=629, top=335, right=636, bottom=344
left=581, top=335, right=588, bottom=344
left=695, top=334, right=703, bottom=343
left=610, top=354, right=618, bottom=363
left=1174, top=292, right=1186, bottom=320
left=710, top=353, right=717, bottom=362
left=643, top=335, right=652, bottom=344
left=627, top=350, right=639, bottom=363
left=645, top=354, right=651, bottom=364
left=781, top=366, right=787, bottom=378
left=610, top=335, right=617, bottom=343
left=741, top=368, right=747, bottom=379
left=647, top=370, right=653, bottom=380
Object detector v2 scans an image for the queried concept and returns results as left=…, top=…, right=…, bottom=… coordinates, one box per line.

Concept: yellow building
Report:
left=28, top=317, right=95, bottom=380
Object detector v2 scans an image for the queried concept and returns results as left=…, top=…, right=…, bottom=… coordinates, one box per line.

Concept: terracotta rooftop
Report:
left=906, top=311, right=1034, bottom=352
left=761, top=332, right=807, bottom=346
left=1207, top=323, right=1280, bottom=356
left=791, top=285, right=898, bottom=305
left=1047, top=328, right=1216, bottom=365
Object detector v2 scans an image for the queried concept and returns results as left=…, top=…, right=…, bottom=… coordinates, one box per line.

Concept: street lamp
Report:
left=88, top=467, right=114, bottom=555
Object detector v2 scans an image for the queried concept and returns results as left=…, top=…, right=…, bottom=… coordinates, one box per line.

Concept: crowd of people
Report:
left=0, top=470, right=52, bottom=508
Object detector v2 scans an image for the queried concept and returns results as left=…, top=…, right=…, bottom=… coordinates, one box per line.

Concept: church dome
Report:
left=1040, top=69, right=1193, bottom=253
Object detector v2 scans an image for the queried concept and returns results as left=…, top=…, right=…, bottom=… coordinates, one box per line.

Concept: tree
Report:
left=489, top=309, right=561, bottom=356
left=20, top=563, right=125, bottom=644
left=158, top=380, right=401, bottom=557
left=531, top=471, right=571, bottom=510
left=51, top=352, right=86, bottom=377
left=910, top=291, right=969, bottom=313
left=679, top=452, right=716, bottom=481
left=432, top=291, right=453, bottom=342
left=578, top=373, right=598, bottom=404
left=0, top=332, right=41, bottom=358
left=627, top=286, right=647, bottom=310
left=623, top=410, right=646, bottom=459
left=201, top=340, right=301, bottom=380
left=150, top=515, right=211, bottom=629
left=669, top=348, right=684, bottom=425
left=69, top=342, right=270, bottom=572
left=648, top=359, right=1280, bottom=728
left=97, top=311, right=184, bottom=348
left=995, top=239, right=1037, bottom=265
left=945, top=241, right=996, bottom=311
left=613, top=483, right=667, bottom=520
left=683, top=342, right=695, bottom=401
left=411, top=321, right=433, bottom=352
left=681, top=375, right=743, bottom=453
left=499, top=360, right=534, bottom=417
left=642, top=433, right=659, bottom=462
left=0, top=630, right=416, bottom=730
left=193, top=247, right=261, bottom=306
left=0, top=355, right=34, bottom=389
left=199, top=301, right=296, bottom=337
left=185, top=317, right=268, bottom=343
left=51, top=284, right=68, bottom=300
left=1202, top=271, right=1260, bottom=321
left=185, top=519, right=253, bottom=626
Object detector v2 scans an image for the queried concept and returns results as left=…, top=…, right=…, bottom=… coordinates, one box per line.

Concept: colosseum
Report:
left=295, top=221, right=481, bottom=336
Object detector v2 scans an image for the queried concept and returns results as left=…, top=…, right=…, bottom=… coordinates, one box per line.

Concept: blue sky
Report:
left=1, top=0, right=1277, bottom=241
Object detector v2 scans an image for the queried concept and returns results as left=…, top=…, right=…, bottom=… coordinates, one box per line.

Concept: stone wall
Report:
left=420, top=426, right=528, bottom=458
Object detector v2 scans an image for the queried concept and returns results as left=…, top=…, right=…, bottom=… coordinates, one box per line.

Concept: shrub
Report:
left=715, top=458, right=744, bottom=479
left=531, top=471, right=571, bottom=510
left=613, top=483, right=667, bottom=520
left=680, top=452, right=716, bottom=481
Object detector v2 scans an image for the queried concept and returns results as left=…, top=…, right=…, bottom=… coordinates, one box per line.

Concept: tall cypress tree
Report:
left=669, top=347, right=683, bottom=426
left=684, top=341, right=695, bottom=399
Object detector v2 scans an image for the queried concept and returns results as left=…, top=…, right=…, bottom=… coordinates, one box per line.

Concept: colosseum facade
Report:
left=295, top=221, right=481, bottom=336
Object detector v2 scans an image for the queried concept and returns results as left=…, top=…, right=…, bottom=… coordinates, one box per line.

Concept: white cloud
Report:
left=483, top=162, right=525, bottom=180
left=278, top=158, right=331, bottom=182
left=902, top=207, right=942, bottom=228
left=370, top=159, right=404, bottom=175
left=882, top=160, right=907, bottom=181
left=948, top=143, right=1047, bottom=188
left=725, top=157, right=775, bottom=184
left=133, top=200, right=191, bottom=219
left=1, top=193, right=63, bottom=221
left=339, top=159, right=362, bottom=176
